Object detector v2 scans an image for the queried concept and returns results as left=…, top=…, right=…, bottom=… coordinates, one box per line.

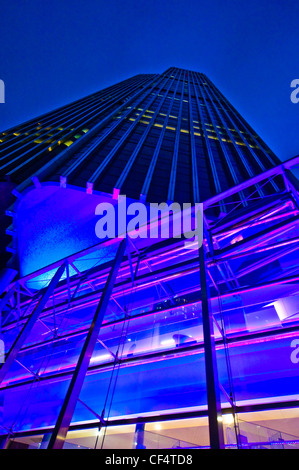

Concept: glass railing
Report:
left=224, top=418, right=299, bottom=449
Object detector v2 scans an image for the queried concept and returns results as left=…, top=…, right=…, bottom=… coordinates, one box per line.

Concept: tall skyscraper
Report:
left=0, top=68, right=283, bottom=206
left=0, top=68, right=298, bottom=449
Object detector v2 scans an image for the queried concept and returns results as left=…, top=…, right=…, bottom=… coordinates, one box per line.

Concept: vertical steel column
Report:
left=47, top=239, right=126, bottom=449
left=0, top=262, right=66, bottom=386
left=199, top=243, right=225, bottom=449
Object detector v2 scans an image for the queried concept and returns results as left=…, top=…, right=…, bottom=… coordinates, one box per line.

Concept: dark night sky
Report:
left=0, top=0, right=298, bottom=162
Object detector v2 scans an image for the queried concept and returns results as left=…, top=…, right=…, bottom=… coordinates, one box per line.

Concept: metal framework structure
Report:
left=0, top=67, right=282, bottom=206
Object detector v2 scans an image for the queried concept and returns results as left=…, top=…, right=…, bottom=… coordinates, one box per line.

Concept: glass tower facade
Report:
left=0, top=67, right=299, bottom=449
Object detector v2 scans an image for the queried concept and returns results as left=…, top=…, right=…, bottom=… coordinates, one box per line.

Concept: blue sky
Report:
left=0, top=0, right=298, bottom=161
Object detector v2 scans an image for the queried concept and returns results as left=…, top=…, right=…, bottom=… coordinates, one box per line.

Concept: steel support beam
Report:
left=47, top=239, right=126, bottom=449
left=0, top=262, right=65, bottom=386
left=199, top=244, right=224, bottom=449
